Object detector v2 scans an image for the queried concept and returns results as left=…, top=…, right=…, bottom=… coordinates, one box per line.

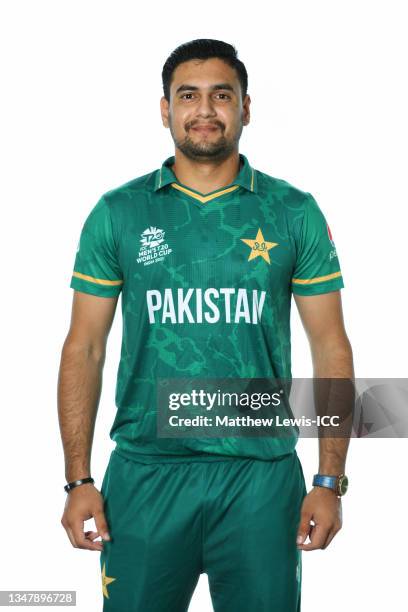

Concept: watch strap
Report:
left=64, top=477, right=95, bottom=493
left=312, top=474, right=337, bottom=491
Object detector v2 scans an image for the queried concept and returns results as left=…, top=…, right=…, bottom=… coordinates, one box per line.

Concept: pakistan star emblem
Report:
left=101, top=562, right=116, bottom=599
left=241, top=228, right=278, bottom=264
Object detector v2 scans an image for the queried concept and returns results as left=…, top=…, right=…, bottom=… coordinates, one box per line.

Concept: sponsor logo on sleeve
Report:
left=327, top=223, right=338, bottom=260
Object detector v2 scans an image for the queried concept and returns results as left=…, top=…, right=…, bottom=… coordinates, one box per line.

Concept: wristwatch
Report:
left=312, top=474, right=349, bottom=497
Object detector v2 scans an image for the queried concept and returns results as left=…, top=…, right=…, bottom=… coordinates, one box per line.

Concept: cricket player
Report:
left=58, top=38, right=354, bottom=611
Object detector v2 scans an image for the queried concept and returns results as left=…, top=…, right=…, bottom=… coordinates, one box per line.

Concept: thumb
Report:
left=296, top=511, right=312, bottom=545
left=94, top=509, right=111, bottom=541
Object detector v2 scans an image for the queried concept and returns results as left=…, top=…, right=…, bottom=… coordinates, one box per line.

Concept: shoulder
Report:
left=255, top=167, right=313, bottom=213
left=100, top=169, right=158, bottom=211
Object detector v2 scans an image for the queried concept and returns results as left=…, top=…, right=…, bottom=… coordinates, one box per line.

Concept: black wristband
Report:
left=64, top=477, right=95, bottom=493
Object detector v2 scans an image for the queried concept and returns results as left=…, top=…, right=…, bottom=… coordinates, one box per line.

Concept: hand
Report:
left=296, top=487, right=342, bottom=551
left=61, top=484, right=110, bottom=551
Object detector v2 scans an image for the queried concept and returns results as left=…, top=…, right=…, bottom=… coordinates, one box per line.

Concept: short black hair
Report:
left=162, top=38, right=248, bottom=102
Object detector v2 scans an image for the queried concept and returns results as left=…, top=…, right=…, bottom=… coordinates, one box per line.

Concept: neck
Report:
left=171, top=149, right=241, bottom=194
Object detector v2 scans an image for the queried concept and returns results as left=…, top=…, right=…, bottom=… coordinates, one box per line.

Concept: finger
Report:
left=296, top=513, right=313, bottom=546
left=299, top=524, right=330, bottom=551
left=322, top=524, right=341, bottom=549
left=321, top=528, right=336, bottom=550
left=94, top=510, right=111, bottom=542
left=71, top=521, right=104, bottom=551
left=84, top=530, right=103, bottom=542
left=65, top=526, right=77, bottom=548
left=84, top=530, right=105, bottom=550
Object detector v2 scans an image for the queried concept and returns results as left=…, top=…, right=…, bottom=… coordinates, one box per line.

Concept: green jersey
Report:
left=69, top=153, right=344, bottom=462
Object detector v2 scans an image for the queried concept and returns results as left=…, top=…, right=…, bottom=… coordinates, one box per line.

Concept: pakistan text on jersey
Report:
left=146, top=288, right=266, bottom=324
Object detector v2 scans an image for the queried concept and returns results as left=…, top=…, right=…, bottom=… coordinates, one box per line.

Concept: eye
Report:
left=180, top=93, right=195, bottom=100
left=215, top=93, right=231, bottom=100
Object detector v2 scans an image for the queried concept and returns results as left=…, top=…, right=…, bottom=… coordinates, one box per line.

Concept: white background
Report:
left=1, top=0, right=407, bottom=610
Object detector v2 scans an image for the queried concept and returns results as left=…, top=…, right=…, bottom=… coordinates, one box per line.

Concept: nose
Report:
left=196, top=94, right=217, bottom=118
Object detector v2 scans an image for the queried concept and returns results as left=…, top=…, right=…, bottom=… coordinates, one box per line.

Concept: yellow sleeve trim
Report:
left=72, top=271, right=123, bottom=286
left=292, top=271, right=342, bottom=285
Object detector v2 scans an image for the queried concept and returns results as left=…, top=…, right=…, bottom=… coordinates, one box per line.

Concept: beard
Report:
left=169, top=116, right=243, bottom=162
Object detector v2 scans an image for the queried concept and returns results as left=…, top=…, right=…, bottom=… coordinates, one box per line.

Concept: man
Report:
left=59, top=39, right=354, bottom=611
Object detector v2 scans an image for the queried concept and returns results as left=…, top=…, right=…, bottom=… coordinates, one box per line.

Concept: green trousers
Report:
left=99, top=449, right=307, bottom=611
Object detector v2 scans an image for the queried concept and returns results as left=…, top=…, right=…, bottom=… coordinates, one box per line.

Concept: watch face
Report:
left=338, top=475, right=349, bottom=495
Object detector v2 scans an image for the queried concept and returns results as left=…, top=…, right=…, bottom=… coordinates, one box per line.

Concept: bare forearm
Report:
left=311, top=334, right=354, bottom=475
left=57, top=344, right=104, bottom=482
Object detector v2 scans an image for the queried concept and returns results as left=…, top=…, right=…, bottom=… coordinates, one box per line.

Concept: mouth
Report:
left=190, top=124, right=220, bottom=134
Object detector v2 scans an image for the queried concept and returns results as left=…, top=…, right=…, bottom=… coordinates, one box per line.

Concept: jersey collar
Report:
left=153, top=153, right=258, bottom=195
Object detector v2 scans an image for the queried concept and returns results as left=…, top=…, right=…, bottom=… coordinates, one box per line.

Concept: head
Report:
left=160, top=39, right=251, bottom=162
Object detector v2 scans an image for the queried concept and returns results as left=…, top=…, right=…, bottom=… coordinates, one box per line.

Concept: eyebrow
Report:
left=175, top=83, right=235, bottom=95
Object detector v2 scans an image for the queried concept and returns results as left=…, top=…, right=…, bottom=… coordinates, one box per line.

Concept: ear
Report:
left=160, top=96, right=170, bottom=128
left=242, top=94, right=251, bottom=126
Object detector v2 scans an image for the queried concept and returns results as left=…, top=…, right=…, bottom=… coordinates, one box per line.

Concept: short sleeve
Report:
left=291, top=192, right=344, bottom=296
left=69, top=196, right=123, bottom=298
